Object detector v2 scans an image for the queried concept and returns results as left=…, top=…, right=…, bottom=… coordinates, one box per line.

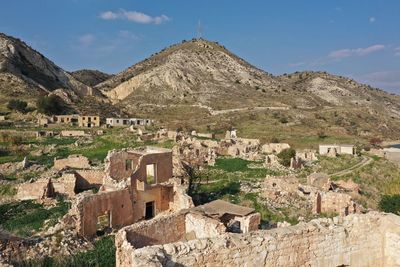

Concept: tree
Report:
left=7, top=99, right=27, bottom=113
left=379, top=195, right=400, bottom=215
left=36, top=95, right=67, bottom=115
left=277, top=148, right=296, bottom=167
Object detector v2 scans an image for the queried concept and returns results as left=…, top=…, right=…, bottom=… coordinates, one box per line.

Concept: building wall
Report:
left=78, top=116, right=100, bottom=127
left=130, top=152, right=173, bottom=185
left=314, top=192, right=356, bottom=216
left=106, top=118, right=153, bottom=127
left=60, top=130, right=86, bottom=137
left=105, top=149, right=174, bottom=183
left=53, top=155, right=91, bottom=170
left=117, top=213, right=400, bottom=267
left=132, top=185, right=174, bottom=222
left=341, top=146, right=355, bottom=155
left=75, top=189, right=134, bottom=237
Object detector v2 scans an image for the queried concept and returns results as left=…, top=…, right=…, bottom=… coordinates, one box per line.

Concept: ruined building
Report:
left=71, top=147, right=193, bottom=237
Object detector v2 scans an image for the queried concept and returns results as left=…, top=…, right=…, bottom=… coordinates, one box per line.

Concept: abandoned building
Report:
left=105, top=117, right=153, bottom=127
left=70, top=147, right=193, bottom=238
left=16, top=170, right=104, bottom=201
left=48, top=115, right=100, bottom=127
left=262, top=143, right=291, bottom=154
left=313, top=191, right=359, bottom=216
left=319, top=144, right=355, bottom=156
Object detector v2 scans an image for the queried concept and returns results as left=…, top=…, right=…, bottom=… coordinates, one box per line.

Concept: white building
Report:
left=106, top=118, right=153, bottom=127
left=319, top=144, right=355, bottom=156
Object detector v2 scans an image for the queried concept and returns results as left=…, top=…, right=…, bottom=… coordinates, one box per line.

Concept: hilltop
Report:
left=94, top=38, right=400, bottom=144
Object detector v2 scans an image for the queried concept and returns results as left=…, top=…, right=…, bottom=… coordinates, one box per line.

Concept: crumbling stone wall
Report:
left=131, top=185, right=174, bottom=222
left=118, top=213, right=187, bottom=250
left=118, top=212, right=400, bottom=267
left=262, top=143, right=290, bottom=154
left=16, top=180, right=51, bottom=200
left=185, top=213, right=226, bottom=239
left=74, top=170, right=104, bottom=192
left=105, top=149, right=173, bottom=183
left=313, top=191, right=358, bottom=216
left=75, top=189, right=134, bottom=237
left=53, top=155, right=91, bottom=170
left=60, top=130, right=87, bottom=137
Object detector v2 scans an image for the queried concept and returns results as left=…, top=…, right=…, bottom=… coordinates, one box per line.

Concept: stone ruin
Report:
left=53, top=155, right=91, bottom=170
left=261, top=174, right=361, bottom=218
left=115, top=212, right=400, bottom=267
left=67, top=147, right=194, bottom=238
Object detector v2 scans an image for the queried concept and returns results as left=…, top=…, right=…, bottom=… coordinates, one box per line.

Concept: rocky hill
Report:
left=70, top=69, right=113, bottom=87
left=96, top=38, right=400, bottom=141
left=0, top=33, right=98, bottom=98
left=0, top=33, right=122, bottom=117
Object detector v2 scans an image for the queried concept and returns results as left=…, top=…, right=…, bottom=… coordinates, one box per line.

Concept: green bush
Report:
left=277, top=148, right=296, bottom=167
left=379, top=195, right=400, bottom=215
left=7, top=99, right=27, bottom=113
left=36, top=95, right=68, bottom=115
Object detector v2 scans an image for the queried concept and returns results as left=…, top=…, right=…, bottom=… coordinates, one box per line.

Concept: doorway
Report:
left=145, top=201, right=155, bottom=220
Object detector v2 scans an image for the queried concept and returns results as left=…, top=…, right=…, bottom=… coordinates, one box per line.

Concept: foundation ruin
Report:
left=115, top=212, right=400, bottom=267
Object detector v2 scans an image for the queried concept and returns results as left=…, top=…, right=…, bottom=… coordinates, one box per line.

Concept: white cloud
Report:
left=369, top=17, right=376, bottom=23
left=328, top=44, right=385, bottom=59
left=100, top=10, right=170, bottom=24
left=78, top=34, right=95, bottom=46
left=100, top=11, right=119, bottom=20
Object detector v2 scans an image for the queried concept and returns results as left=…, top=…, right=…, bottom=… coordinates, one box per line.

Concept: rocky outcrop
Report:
left=0, top=33, right=96, bottom=97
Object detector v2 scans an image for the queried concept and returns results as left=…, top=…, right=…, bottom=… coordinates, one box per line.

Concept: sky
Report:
left=0, top=0, right=399, bottom=94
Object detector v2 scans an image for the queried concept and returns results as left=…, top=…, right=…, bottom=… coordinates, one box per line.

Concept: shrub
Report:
left=7, top=99, right=27, bottom=113
left=369, top=137, right=382, bottom=148
left=36, top=95, right=67, bottom=115
left=277, top=148, right=296, bottom=167
left=279, top=117, right=288, bottom=124
left=270, top=137, right=280, bottom=143
left=379, top=195, right=400, bottom=215
left=317, top=131, right=327, bottom=139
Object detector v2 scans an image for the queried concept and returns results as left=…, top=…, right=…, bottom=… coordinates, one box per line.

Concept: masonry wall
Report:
left=130, top=152, right=173, bottom=184
left=53, top=155, right=91, bottom=170
left=75, top=170, right=104, bottom=191
left=117, top=213, right=400, bottom=267
left=132, top=185, right=174, bottom=221
left=76, top=189, right=134, bottom=237
left=120, top=213, right=187, bottom=249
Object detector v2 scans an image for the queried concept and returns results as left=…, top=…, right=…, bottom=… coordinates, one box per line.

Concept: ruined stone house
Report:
left=319, top=144, right=355, bottom=156
left=51, top=114, right=100, bottom=128
left=106, top=117, right=153, bottom=127
left=73, top=147, right=193, bottom=238
left=313, top=191, right=359, bottom=216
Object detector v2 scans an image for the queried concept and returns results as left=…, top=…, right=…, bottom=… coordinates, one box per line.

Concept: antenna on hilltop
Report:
left=197, top=20, right=203, bottom=39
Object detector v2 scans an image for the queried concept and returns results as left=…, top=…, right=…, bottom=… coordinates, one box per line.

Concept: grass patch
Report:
left=0, top=184, right=17, bottom=196
left=316, top=155, right=362, bottom=175
left=0, top=199, right=69, bottom=237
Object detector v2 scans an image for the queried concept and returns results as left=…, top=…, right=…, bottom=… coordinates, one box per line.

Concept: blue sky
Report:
left=1, top=0, right=399, bottom=93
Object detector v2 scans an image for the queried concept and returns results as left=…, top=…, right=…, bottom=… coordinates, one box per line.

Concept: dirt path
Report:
left=331, top=156, right=373, bottom=177
left=139, top=103, right=290, bottom=115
